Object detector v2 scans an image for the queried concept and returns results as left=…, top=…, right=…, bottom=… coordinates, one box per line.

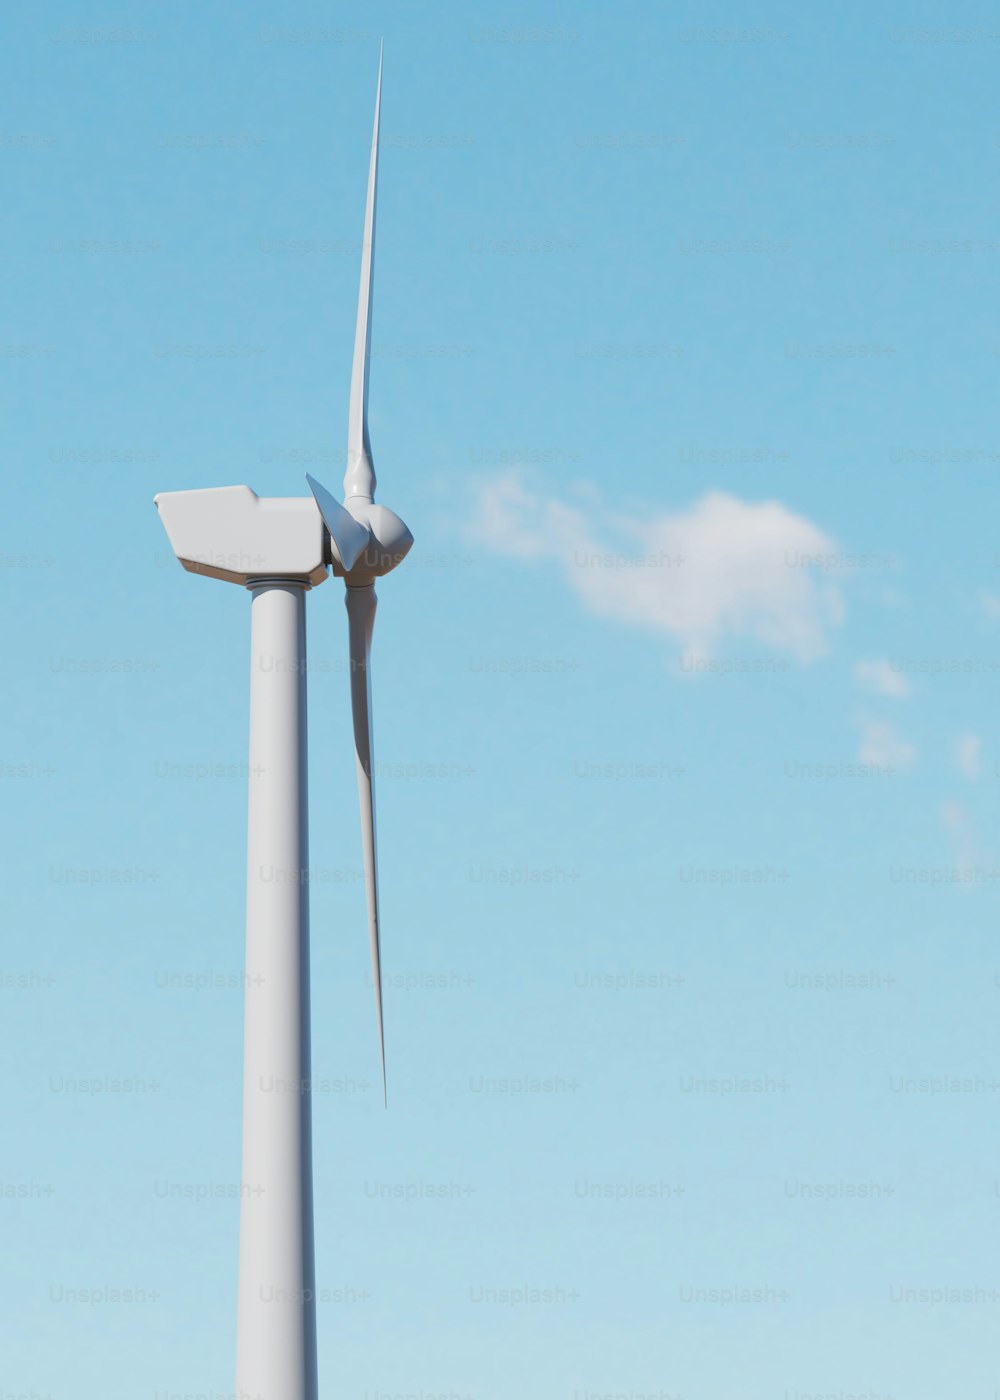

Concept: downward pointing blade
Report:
left=306, top=473, right=370, bottom=573
left=345, top=48, right=382, bottom=504
left=345, top=582, right=386, bottom=1102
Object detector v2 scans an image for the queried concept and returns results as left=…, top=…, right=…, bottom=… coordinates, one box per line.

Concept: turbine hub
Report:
left=335, top=500, right=413, bottom=581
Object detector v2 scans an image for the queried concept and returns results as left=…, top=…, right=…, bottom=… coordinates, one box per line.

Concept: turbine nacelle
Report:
left=155, top=485, right=327, bottom=587
left=155, top=482, right=412, bottom=587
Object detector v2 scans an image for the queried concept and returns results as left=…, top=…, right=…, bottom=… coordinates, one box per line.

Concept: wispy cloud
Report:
left=940, top=799, right=989, bottom=889
left=470, top=473, right=844, bottom=666
left=855, top=658, right=910, bottom=699
left=957, top=734, right=982, bottom=781
left=857, top=719, right=915, bottom=770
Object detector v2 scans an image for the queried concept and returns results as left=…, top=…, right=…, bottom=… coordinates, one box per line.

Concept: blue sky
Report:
left=3, top=1, right=1000, bottom=1396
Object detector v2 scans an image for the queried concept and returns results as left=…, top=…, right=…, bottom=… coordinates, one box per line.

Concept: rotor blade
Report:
left=345, top=581, right=386, bottom=1102
left=345, top=47, right=382, bottom=503
left=306, top=473, right=370, bottom=573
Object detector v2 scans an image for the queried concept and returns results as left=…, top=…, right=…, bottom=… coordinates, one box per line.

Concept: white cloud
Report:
left=470, top=473, right=843, bottom=665
left=855, top=658, right=910, bottom=699
left=940, top=799, right=985, bottom=889
left=857, top=719, right=915, bottom=771
left=941, top=798, right=969, bottom=832
left=957, top=734, right=982, bottom=781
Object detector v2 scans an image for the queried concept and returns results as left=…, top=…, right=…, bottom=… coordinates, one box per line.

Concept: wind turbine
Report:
left=154, top=53, right=411, bottom=1400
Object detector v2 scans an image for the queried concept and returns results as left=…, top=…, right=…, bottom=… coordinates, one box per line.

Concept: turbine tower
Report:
left=154, top=54, right=411, bottom=1400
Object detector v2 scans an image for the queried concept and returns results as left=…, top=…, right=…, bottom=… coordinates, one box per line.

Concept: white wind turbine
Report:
left=154, top=53, right=411, bottom=1400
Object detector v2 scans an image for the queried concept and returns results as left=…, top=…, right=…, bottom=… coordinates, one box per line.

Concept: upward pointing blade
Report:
left=345, top=46, right=382, bottom=504
left=345, top=582, right=386, bottom=1102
